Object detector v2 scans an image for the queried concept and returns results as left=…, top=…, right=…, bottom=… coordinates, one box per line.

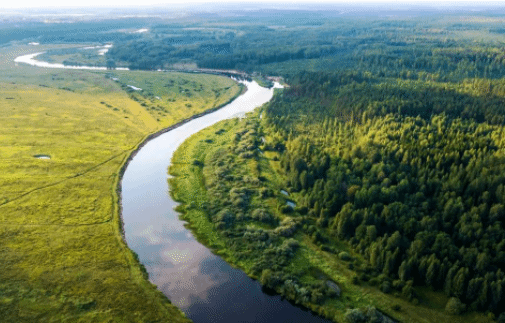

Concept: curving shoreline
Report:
left=14, top=51, right=251, bottom=79
left=14, top=51, right=129, bottom=70
left=14, top=52, right=330, bottom=322
left=114, top=81, right=247, bottom=239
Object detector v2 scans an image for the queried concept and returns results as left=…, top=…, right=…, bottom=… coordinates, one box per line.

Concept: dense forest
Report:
left=164, top=10, right=505, bottom=323
left=263, top=72, right=505, bottom=314
left=105, top=13, right=505, bottom=82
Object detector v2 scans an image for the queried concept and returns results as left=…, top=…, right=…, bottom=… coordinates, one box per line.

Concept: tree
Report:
left=335, top=203, right=354, bottom=238
left=426, top=255, right=441, bottom=287
left=398, top=260, right=412, bottom=282
left=106, top=59, right=116, bottom=70
left=453, top=267, right=469, bottom=299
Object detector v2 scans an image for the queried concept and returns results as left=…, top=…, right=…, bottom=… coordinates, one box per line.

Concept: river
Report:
left=15, top=52, right=332, bottom=323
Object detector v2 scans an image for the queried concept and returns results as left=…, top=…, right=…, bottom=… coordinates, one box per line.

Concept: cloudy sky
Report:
left=3, top=0, right=504, bottom=9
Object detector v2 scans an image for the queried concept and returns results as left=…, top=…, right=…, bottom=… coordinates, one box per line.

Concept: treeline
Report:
left=271, top=71, right=505, bottom=126
left=0, top=19, right=145, bottom=45
left=107, top=38, right=345, bottom=71
left=106, top=16, right=505, bottom=81
left=261, top=72, right=505, bottom=318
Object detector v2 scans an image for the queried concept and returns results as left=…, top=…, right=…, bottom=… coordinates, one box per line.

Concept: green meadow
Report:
left=0, top=44, right=241, bottom=322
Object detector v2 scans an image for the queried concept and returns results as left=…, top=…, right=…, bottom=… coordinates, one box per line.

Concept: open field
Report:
left=169, top=111, right=493, bottom=323
left=0, top=44, right=241, bottom=322
left=107, top=69, right=243, bottom=128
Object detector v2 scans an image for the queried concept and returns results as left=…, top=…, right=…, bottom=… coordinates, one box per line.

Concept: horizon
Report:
left=3, top=0, right=505, bottom=10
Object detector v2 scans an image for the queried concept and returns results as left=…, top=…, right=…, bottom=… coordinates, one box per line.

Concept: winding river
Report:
left=15, top=52, right=332, bottom=323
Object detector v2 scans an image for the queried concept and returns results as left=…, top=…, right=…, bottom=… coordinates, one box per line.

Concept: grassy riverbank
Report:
left=0, top=44, right=241, bottom=322
left=169, top=111, right=492, bottom=323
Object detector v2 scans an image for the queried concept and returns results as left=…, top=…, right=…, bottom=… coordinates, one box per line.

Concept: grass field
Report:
left=0, top=44, right=241, bottom=322
left=169, top=111, right=494, bottom=323
left=107, top=70, right=243, bottom=128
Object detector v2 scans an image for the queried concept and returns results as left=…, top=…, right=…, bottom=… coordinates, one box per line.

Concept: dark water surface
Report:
left=121, top=80, right=332, bottom=323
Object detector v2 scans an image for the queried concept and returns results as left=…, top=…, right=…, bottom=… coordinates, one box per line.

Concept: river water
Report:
left=15, top=52, right=332, bottom=323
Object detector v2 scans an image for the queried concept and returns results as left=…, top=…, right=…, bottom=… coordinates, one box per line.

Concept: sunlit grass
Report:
left=108, top=69, right=241, bottom=128
left=0, top=44, right=241, bottom=322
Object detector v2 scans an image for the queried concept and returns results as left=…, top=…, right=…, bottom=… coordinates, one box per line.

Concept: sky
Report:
left=3, top=0, right=505, bottom=9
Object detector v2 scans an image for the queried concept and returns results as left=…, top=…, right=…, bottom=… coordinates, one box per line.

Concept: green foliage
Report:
left=446, top=297, right=466, bottom=315
left=260, top=67, right=505, bottom=317
left=345, top=306, right=396, bottom=323
left=106, top=14, right=505, bottom=81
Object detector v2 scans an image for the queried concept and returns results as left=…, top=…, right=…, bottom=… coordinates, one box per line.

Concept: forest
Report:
left=263, top=73, right=505, bottom=315
left=104, top=12, right=505, bottom=80
left=166, top=8, right=505, bottom=323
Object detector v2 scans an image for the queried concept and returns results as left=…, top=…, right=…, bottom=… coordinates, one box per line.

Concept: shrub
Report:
left=445, top=297, right=466, bottom=315
left=251, top=208, right=275, bottom=224
left=192, top=160, right=203, bottom=166
left=259, top=187, right=273, bottom=198
left=339, top=251, right=352, bottom=261
left=280, top=205, right=293, bottom=214
left=344, top=308, right=366, bottom=323
left=392, top=279, right=405, bottom=290
left=402, top=280, right=415, bottom=300
left=381, top=281, right=392, bottom=294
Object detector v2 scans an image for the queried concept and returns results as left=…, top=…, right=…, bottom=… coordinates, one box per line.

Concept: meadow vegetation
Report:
left=0, top=44, right=240, bottom=322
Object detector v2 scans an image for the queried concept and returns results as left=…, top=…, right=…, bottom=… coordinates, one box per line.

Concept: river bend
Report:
left=15, top=52, right=331, bottom=323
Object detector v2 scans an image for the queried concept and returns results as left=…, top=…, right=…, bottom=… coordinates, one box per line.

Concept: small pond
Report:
left=34, top=154, right=51, bottom=159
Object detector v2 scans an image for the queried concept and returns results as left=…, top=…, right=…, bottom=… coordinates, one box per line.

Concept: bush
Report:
left=259, top=187, right=273, bottom=198
left=344, top=309, right=366, bottom=323
left=392, top=279, right=405, bottom=291
left=251, top=208, right=275, bottom=224
left=215, top=209, right=235, bottom=228
left=280, top=205, right=293, bottom=214
left=260, top=269, right=280, bottom=288
left=402, top=280, right=415, bottom=300
left=369, top=277, right=380, bottom=286
left=445, top=297, right=466, bottom=315
left=339, top=251, right=352, bottom=261
left=381, top=281, right=392, bottom=294
left=192, top=159, right=203, bottom=166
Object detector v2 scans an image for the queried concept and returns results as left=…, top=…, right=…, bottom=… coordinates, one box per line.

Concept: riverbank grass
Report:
left=0, top=44, right=241, bottom=322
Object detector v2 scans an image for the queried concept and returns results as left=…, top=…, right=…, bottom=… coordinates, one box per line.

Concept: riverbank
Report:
left=169, top=113, right=343, bottom=322
left=110, top=80, right=246, bottom=322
